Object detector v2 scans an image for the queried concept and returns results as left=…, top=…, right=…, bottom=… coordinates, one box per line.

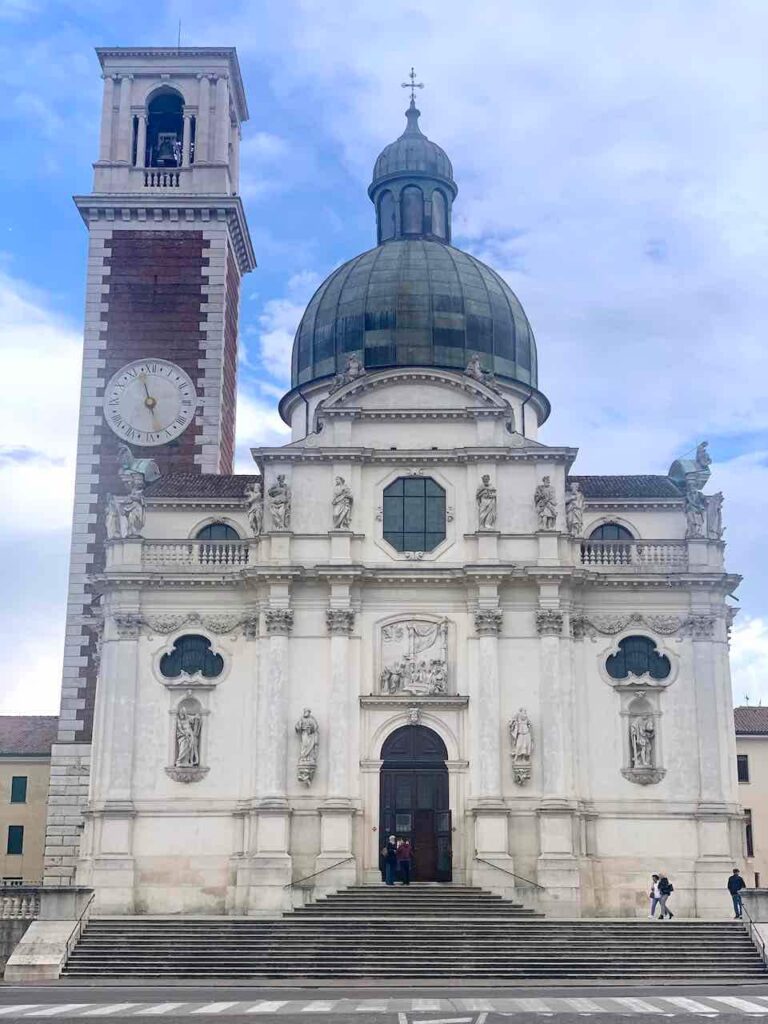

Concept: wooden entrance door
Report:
left=379, top=725, right=452, bottom=882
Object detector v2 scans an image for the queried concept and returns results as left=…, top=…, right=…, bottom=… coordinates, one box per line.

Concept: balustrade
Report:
left=142, top=540, right=250, bottom=570
left=143, top=169, right=181, bottom=188
left=0, top=887, right=40, bottom=919
left=580, top=539, right=688, bottom=570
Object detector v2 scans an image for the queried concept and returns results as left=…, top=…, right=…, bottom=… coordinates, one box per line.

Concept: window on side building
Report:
left=738, top=754, right=750, bottom=783
left=10, top=776, right=27, bottom=804
left=745, top=809, right=754, bottom=858
left=6, top=826, right=24, bottom=856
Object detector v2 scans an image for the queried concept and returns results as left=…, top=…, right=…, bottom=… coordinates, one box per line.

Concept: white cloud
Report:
left=731, top=618, right=768, bottom=706
left=255, top=271, right=322, bottom=381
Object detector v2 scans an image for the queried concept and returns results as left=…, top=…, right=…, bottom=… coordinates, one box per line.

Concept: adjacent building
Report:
left=734, top=706, right=768, bottom=887
left=0, top=717, right=58, bottom=884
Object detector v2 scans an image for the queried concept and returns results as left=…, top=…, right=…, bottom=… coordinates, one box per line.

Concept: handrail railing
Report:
left=741, top=901, right=766, bottom=962
left=64, top=891, right=96, bottom=963
left=475, top=856, right=546, bottom=890
left=283, top=857, right=355, bottom=890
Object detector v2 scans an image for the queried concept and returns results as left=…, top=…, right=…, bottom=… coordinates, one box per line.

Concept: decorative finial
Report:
left=401, top=67, right=424, bottom=105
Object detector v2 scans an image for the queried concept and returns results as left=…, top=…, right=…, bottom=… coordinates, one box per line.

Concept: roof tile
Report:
left=144, top=473, right=259, bottom=500
left=734, top=706, right=768, bottom=735
left=568, top=475, right=684, bottom=499
left=0, top=716, right=58, bottom=756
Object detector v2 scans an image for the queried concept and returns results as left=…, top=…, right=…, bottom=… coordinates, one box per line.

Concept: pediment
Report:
left=318, top=367, right=511, bottom=419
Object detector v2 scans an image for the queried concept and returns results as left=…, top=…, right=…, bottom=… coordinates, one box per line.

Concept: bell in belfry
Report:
left=156, top=132, right=179, bottom=165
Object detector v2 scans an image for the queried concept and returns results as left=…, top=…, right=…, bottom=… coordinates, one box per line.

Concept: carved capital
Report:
left=687, top=614, right=716, bottom=640
left=326, top=608, right=355, bottom=635
left=536, top=609, right=564, bottom=636
left=113, top=613, right=143, bottom=639
left=265, top=608, right=294, bottom=635
left=474, top=608, right=502, bottom=636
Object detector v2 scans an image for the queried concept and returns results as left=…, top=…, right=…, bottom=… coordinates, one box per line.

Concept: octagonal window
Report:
left=383, top=476, right=446, bottom=552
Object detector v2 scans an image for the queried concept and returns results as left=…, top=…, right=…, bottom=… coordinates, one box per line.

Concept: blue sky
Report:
left=1, top=0, right=767, bottom=712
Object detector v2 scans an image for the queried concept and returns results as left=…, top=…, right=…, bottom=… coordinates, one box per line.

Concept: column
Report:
left=196, top=74, right=210, bottom=162
left=315, top=601, right=358, bottom=892
left=181, top=113, right=192, bottom=166
left=98, top=74, right=115, bottom=162
left=135, top=115, right=147, bottom=168
left=535, top=594, right=580, bottom=915
left=115, top=74, right=133, bottom=164
left=471, top=596, right=514, bottom=894
left=215, top=74, right=230, bottom=164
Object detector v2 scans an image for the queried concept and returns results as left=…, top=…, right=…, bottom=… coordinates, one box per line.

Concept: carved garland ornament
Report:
left=571, top=613, right=715, bottom=641
left=115, top=612, right=259, bottom=639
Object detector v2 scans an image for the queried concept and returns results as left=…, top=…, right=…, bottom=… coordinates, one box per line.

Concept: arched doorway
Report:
left=379, top=724, right=452, bottom=882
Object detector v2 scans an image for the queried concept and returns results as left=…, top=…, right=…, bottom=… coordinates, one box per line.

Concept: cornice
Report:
left=73, top=194, right=256, bottom=275
left=251, top=445, right=578, bottom=467
left=585, top=499, right=684, bottom=510
left=360, top=695, right=469, bottom=709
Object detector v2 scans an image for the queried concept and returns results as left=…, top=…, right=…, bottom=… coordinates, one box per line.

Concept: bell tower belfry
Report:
left=44, top=48, right=255, bottom=885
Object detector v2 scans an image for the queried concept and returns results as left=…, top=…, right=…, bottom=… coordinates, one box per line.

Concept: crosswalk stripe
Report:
left=411, top=1001, right=445, bottom=1011
left=355, top=1003, right=388, bottom=1012
left=459, top=1000, right=494, bottom=1011
left=512, top=999, right=554, bottom=1014
left=190, top=1004, right=240, bottom=1015
left=613, top=997, right=667, bottom=1014
left=411, top=1019, right=471, bottom=1024
left=246, top=1002, right=287, bottom=1014
left=27, top=1007, right=88, bottom=1018
left=81, top=1006, right=139, bottom=1017
left=134, top=1005, right=186, bottom=1016
left=710, top=997, right=768, bottom=1014
left=0, top=1009, right=39, bottom=1017
left=300, top=1002, right=336, bottom=1013
left=662, top=997, right=719, bottom=1015
left=564, top=998, right=604, bottom=1013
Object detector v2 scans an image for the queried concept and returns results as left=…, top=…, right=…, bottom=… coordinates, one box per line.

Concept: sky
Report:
left=1, top=0, right=767, bottom=713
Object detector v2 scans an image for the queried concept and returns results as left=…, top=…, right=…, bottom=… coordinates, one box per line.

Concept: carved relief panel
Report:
left=376, top=616, right=451, bottom=696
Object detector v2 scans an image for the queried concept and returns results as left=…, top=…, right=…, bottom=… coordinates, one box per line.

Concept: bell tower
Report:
left=44, top=48, right=255, bottom=885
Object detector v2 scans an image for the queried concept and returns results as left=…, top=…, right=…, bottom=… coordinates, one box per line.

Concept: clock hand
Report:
left=139, top=375, right=158, bottom=411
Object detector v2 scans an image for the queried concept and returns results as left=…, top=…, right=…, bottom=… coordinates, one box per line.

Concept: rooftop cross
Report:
left=401, top=67, right=424, bottom=104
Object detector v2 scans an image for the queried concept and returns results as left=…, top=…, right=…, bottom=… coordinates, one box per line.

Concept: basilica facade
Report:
left=48, top=47, right=742, bottom=919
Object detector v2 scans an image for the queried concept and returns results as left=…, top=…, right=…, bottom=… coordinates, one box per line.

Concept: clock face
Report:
left=104, top=359, right=197, bottom=447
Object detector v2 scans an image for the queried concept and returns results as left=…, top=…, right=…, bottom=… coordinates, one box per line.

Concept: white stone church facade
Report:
left=49, top=47, right=742, bottom=920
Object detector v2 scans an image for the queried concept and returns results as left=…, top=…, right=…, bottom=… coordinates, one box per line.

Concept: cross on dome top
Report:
left=401, top=67, right=424, bottom=105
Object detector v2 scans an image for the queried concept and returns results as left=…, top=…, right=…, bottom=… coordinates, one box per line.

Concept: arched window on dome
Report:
left=401, top=186, right=424, bottom=236
left=196, top=522, right=240, bottom=541
left=588, top=522, right=634, bottom=542
left=431, top=190, right=447, bottom=240
left=378, top=191, right=396, bottom=242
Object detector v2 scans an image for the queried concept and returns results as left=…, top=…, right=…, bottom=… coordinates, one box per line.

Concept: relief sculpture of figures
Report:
left=332, top=476, right=353, bottom=530
left=564, top=481, right=585, bottom=537
left=509, top=708, right=533, bottom=785
left=534, top=475, right=557, bottom=531
left=476, top=474, right=497, bottom=530
left=379, top=618, right=449, bottom=696
left=175, top=704, right=202, bottom=768
left=245, top=479, right=263, bottom=536
left=629, top=716, right=655, bottom=769
left=268, top=474, right=291, bottom=530
left=295, top=708, right=319, bottom=786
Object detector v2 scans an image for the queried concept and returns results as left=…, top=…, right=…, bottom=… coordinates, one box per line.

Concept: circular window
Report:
left=383, top=476, right=446, bottom=553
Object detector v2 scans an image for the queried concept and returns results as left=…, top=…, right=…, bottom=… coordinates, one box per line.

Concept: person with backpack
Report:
left=657, top=874, right=674, bottom=919
left=648, top=874, right=661, bottom=918
left=727, top=868, right=746, bottom=919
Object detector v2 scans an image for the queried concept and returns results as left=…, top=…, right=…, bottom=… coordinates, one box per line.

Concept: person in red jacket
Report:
left=396, top=838, right=413, bottom=885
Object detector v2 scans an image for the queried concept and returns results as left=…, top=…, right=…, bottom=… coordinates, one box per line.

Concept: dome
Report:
left=371, top=102, right=456, bottom=192
left=291, top=239, right=538, bottom=389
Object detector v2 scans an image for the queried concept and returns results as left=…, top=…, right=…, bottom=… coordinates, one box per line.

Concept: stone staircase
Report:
left=63, top=884, right=766, bottom=980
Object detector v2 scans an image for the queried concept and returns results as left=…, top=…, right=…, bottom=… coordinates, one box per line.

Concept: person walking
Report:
left=397, top=837, right=413, bottom=886
left=728, top=868, right=746, bottom=919
left=648, top=874, right=661, bottom=918
left=657, top=874, right=674, bottom=919
left=382, top=834, right=398, bottom=886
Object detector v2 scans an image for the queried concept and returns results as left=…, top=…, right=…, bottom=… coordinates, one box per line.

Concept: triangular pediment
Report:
left=319, top=367, right=511, bottom=417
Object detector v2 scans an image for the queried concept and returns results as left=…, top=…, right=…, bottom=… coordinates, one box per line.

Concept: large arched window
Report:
left=379, top=191, right=396, bottom=241
left=431, top=190, right=447, bottom=239
left=606, top=636, right=671, bottom=681
left=383, top=476, right=446, bottom=552
left=196, top=522, right=240, bottom=541
left=401, top=187, right=424, bottom=235
left=589, top=522, right=634, bottom=541
left=147, top=90, right=184, bottom=167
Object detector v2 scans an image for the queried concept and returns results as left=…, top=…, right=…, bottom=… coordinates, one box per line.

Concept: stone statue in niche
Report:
left=174, top=701, right=202, bottom=768
left=245, top=479, right=263, bottom=536
left=379, top=618, right=449, bottom=696
left=332, top=476, right=353, bottom=530
left=565, top=481, right=585, bottom=537
left=629, top=715, right=655, bottom=769
left=295, top=708, right=319, bottom=786
left=268, top=474, right=291, bottom=529
left=475, top=474, right=497, bottom=530
left=534, top=476, right=558, bottom=531
left=509, top=708, right=533, bottom=785
left=706, top=491, right=724, bottom=540
left=684, top=480, right=707, bottom=538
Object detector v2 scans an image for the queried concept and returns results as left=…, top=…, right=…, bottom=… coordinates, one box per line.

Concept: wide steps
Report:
left=63, top=884, right=766, bottom=980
